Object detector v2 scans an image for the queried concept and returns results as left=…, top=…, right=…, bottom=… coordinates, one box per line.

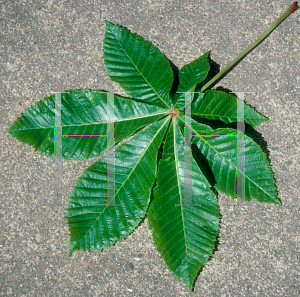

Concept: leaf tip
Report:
left=7, top=125, right=13, bottom=136
left=205, top=50, right=211, bottom=57
left=104, top=20, right=115, bottom=29
left=68, top=242, right=79, bottom=257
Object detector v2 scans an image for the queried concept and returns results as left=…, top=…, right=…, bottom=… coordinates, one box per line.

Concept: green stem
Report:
left=200, top=2, right=299, bottom=93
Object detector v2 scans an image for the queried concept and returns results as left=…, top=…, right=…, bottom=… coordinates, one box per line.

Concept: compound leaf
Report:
left=7, top=16, right=286, bottom=293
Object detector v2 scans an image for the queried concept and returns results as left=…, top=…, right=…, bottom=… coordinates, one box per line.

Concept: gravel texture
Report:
left=1, top=0, right=300, bottom=296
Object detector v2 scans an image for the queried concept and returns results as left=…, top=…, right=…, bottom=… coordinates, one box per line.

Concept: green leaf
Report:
left=148, top=118, right=220, bottom=291
left=191, top=126, right=280, bottom=205
left=64, top=116, right=170, bottom=256
left=7, top=16, right=286, bottom=292
left=103, top=21, right=174, bottom=109
left=172, top=51, right=210, bottom=110
left=177, top=114, right=213, bottom=138
left=8, top=89, right=168, bottom=160
left=191, top=89, right=269, bottom=127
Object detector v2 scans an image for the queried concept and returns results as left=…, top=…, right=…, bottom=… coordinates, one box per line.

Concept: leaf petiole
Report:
left=200, top=2, right=299, bottom=93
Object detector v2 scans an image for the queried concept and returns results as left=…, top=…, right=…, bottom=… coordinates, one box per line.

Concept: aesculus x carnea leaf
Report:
left=7, top=2, right=298, bottom=292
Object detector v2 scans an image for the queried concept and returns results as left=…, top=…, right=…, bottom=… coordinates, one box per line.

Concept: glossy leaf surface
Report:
left=190, top=125, right=280, bottom=205
left=172, top=51, right=210, bottom=110
left=103, top=21, right=173, bottom=109
left=148, top=118, right=220, bottom=291
left=64, top=117, right=169, bottom=256
left=191, top=89, right=269, bottom=127
left=8, top=89, right=168, bottom=160
left=7, top=20, right=282, bottom=292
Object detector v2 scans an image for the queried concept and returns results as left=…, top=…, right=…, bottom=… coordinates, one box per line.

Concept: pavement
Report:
left=1, top=0, right=300, bottom=296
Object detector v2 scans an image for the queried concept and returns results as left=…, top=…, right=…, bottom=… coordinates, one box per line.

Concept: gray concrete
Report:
left=1, top=0, right=300, bottom=296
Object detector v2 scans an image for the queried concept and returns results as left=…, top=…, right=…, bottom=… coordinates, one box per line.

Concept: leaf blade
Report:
left=191, top=89, right=269, bottom=127
left=8, top=89, right=169, bottom=160
left=172, top=51, right=210, bottom=109
left=64, top=116, right=170, bottom=256
left=190, top=125, right=280, bottom=205
left=148, top=117, right=220, bottom=291
left=103, top=21, right=173, bottom=109
left=176, top=114, right=213, bottom=137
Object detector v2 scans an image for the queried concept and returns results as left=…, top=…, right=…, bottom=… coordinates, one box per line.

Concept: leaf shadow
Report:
left=192, top=85, right=273, bottom=165
left=191, top=143, right=217, bottom=187
left=109, top=50, right=277, bottom=290
left=167, top=58, right=180, bottom=101
left=167, top=52, right=220, bottom=103
left=190, top=54, right=273, bottom=164
left=189, top=143, right=222, bottom=292
left=194, top=53, right=221, bottom=95
left=195, top=38, right=264, bottom=93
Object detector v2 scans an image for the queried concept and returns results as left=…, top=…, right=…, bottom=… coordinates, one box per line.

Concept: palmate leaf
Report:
left=64, top=116, right=169, bottom=256
left=191, top=89, right=269, bottom=127
left=7, top=10, right=291, bottom=291
left=103, top=21, right=174, bottom=109
left=8, top=89, right=168, bottom=160
left=148, top=117, right=220, bottom=291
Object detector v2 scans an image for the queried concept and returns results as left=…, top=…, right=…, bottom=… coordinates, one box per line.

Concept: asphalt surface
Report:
left=1, top=0, right=300, bottom=296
